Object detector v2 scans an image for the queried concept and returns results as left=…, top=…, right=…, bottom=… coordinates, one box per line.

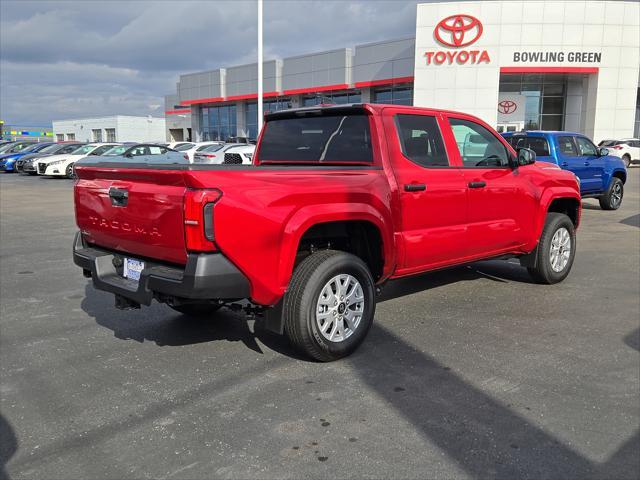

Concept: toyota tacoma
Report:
left=73, top=104, right=581, bottom=361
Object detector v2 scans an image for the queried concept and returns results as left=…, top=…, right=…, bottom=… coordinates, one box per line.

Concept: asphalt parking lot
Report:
left=1, top=171, right=639, bottom=480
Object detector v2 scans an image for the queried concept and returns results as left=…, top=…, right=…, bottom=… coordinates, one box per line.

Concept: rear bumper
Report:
left=73, top=232, right=251, bottom=305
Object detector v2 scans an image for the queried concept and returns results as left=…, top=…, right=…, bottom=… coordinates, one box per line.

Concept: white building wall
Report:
left=52, top=117, right=117, bottom=142
left=414, top=0, right=640, bottom=142
left=53, top=116, right=166, bottom=143
left=115, top=116, right=165, bottom=143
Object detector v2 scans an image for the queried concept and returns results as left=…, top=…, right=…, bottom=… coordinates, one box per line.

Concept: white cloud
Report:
left=0, top=0, right=419, bottom=124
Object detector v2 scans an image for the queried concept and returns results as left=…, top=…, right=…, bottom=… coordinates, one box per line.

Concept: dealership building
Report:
left=52, top=115, right=166, bottom=143
left=165, top=0, right=640, bottom=143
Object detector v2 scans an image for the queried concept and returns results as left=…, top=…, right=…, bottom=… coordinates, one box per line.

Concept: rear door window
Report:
left=259, top=113, right=373, bottom=164
left=395, top=114, right=448, bottom=167
left=557, top=136, right=578, bottom=156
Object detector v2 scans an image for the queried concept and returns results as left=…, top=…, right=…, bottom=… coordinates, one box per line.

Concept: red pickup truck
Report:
left=74, top=104, right=581, bottom=361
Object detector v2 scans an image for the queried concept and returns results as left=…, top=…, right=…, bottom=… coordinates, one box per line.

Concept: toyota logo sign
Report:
left=434, top=14, right=483, bottom=48
left=498, top=100, right=517, bottom=115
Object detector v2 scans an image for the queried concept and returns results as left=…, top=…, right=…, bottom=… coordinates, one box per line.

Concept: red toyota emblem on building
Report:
left=434, top=14, right=483, bottom=48
left=498, top=100, right=517, bottom=114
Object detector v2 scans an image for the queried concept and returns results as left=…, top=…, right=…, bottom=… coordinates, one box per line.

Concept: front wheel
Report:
left=283, top=250, right=376, bottom=362
left=527, top=213, right=576, bottom=284
left=599, top=177, right=624, bottom=210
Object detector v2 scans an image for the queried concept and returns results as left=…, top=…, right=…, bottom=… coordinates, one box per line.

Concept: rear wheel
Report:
left=65, top=163, right=76, bottom=179
left=283, top=250, right=376, bottom=362
left=527, top=213, right=576, bottom=284
left=169, top=304, right=222, bottom=317
left=599, top=177, right=624, bottom=210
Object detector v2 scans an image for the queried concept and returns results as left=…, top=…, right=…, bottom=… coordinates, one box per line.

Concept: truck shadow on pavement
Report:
left=620, top=213, right=640, bottom=228
left=343, top=324, right=640, bottom=480
left=29, top=278, right=640, bottom=479
left=81, top=284, right=265, bottom=354
left=81, top=261, right=532, bottom=356
left=0, top=414, right=17, bottom=480
left=78, top=277, right=639, bottom=479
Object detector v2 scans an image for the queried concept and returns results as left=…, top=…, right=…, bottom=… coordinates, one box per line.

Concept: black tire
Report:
left=28, top=171, right=37, bottom=176
left=622, top=154, right=631, bottom=168
left=169, top=304, right=222, bottom=317
left=65, top=163, right=75, bottom=179
left=527, top=213, right=576, bottom=284
left=598, top=177, right=624, bottom=210
left=283, top=250, right=376, bottom=362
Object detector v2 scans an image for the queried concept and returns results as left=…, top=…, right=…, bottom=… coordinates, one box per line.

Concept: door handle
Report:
left=468, top=181, right=486, bottom=189
left=584, top=161, right=590, bottom=166
left=404, top=183, right=426, bottom=192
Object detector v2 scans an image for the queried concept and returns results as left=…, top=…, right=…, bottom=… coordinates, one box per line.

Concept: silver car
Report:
left=85, top=144, right=189, bottom=164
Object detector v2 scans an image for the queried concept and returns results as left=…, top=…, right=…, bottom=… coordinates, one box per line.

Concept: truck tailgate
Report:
left=74, top=167, right=188, bottom=265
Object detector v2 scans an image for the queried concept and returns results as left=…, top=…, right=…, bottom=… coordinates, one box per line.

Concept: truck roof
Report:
left=264, top=102, right=487, bottom=121
left=502, top=130, right=583, bottom=137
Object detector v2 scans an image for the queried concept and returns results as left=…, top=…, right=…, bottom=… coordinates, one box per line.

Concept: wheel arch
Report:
left=547, top=197, right=581, bottom=227
left=612, top=169, right=627, bottom=184
left=276, top=205, right=395, bottom=295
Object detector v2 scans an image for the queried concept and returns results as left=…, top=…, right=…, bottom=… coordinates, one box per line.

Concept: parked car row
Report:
left=0, top=140, right=256, bottom=178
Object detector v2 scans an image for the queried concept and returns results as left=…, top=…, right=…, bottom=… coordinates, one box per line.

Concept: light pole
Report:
left=257, top=0, right=264, bottom=136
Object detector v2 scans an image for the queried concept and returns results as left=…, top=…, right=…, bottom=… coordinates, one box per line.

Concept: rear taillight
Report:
left=611, top=145, right=623, bottom=150
left=183, top=154, right=189, bottom=160
left=206, top=154, right=216, bottom=158
left=184, top=189, right=222, bottom=252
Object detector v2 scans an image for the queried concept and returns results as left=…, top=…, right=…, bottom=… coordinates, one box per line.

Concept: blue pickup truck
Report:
left=502, top=131, right=627, bottom=210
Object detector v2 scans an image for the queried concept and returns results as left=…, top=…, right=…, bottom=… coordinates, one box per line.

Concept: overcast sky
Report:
left=0, top=0, right=421, bottom=126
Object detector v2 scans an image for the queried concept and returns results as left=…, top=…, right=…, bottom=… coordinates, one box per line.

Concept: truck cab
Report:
left=502, top=131, right=627, bottom=210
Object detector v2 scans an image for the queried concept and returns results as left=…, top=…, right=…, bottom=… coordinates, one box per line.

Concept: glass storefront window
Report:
left=302, top=91, right=361, bottom=106
left=201, top=104, right=237, bottom=141
left=372, top=84, right=413, bottom=105
left=540, top=115, right=563, bottom=130
left=499, top=73, right=567, bottom=132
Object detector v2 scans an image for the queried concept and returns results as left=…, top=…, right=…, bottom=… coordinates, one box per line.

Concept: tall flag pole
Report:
left=257, top=0, right=264, bottom=136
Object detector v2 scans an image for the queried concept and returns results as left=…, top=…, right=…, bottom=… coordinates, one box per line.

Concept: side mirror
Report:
left=598, top=147, right=609, bottom=157
left=517, top=147, right=536, bottom=166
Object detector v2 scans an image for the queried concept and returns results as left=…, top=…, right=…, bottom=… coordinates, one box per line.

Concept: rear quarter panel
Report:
left=184, top=167, right=395, bottom=305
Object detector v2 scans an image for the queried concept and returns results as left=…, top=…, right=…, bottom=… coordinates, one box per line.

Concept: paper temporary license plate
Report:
left=123, top=258, right=145, bottom=281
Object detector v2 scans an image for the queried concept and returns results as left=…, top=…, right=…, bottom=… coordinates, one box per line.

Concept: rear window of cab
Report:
left=258, top=113, right=373, bottom=164
left=505, top=135, right=550, bottom=156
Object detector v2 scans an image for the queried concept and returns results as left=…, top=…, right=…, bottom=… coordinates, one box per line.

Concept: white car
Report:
left=599, top=138, right=640, bottom=168
left=36, top=143, right=120, bottom=177
left=167, top=141, right=195, bottom=151
left=182, top=141, right=225, bottom=162
left=222, top=144, right=255, bottom=165
left=193, top=144, right=255, bottom=164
